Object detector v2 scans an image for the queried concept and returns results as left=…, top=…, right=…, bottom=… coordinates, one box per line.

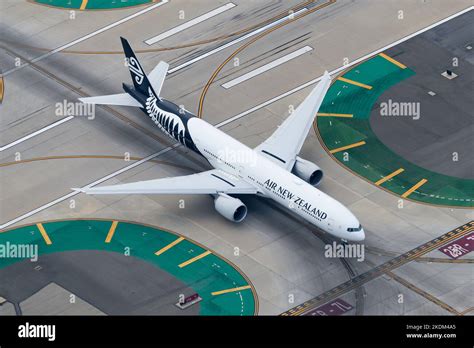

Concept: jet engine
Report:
left=214, top=193, right=248, bottom=222
left=292, top=156, right=324, bottom=186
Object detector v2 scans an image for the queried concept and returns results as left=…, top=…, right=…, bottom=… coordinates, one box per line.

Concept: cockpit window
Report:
left=347, top=224, right=362, bottom=232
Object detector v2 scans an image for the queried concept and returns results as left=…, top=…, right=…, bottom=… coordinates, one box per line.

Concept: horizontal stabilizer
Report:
left=79, top=93, right=142, bottom=107
left=148, top=61, right=169, bottom=96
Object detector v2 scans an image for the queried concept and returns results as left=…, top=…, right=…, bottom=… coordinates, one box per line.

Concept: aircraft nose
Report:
left=351, top=229, right=365, bottom=242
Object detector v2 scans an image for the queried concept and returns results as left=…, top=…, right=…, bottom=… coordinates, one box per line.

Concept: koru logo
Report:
left=128, top=57, right=144, bottom=85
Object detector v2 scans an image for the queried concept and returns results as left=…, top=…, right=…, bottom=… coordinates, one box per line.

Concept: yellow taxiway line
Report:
left=211, top=285, right=252, bottom=296
left=379, top=53, right=407, bottom=69
left=317, top=113, right=353, bottom=118
left=36, top=223, right=52, bottom=245
left=337, top=76, right=372, bottom=90
left=79, top=0, right=88, bottom=10
left=329, top=141, right=366, bottom=154
left=179, top=250, right=212, bottom=268
left=155, top=237, right=185, bottom=256
left=105, top=221, right=118, bottom=243
left=375, top=168, right=405, bottom=186
left=401, top=179, right=428, bottom=198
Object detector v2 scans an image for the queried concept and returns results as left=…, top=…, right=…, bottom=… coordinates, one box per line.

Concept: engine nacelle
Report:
left=214, top=194, right=248, bottom=223
left=292, top=156, right=324, bottom=186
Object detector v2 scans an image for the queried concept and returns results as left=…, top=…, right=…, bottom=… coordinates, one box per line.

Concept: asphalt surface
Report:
left=370, top=10, right=474, bottom=179
left=0, top=250, right=199, bottom=315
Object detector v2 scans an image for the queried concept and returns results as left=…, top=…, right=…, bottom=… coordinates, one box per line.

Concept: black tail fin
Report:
left=120, top=37, right=157, bottom=98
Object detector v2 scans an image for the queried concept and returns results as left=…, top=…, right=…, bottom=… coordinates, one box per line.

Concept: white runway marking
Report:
left=0, top=3, right=298, bottom=153
left=0, top=144, right=178, bottom=230
left=1, top=0, right=169, bottom=77
left=0, top=116, right=74, bottom=152
left=216, top=6, right=474, bottom=127
left=1, top=6, right=472, bottom=230
left=167, top=7, right=308, bottom=74
left=222, top=46, right=313, bottom=89
left=145, top=3, right=236, bottom=45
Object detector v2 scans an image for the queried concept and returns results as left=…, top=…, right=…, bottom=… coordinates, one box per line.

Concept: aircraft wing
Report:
left=254, top=71, right=332, bottom=170
left=75, top=169, right=258, bottom=195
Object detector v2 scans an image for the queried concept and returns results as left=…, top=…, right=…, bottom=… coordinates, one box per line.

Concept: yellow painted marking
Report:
left=36, top=223, right=52, bottom=245
left=379, top=53, right=407, bottom=69
left=105, top=221, right=118, bottom=243
left=211, top=285, right=251, bottom=296
left=178, top=250, right=212, bottom=268
left=329, top=141, right=366, bottom=154
left=79, top=0, right=88, bottom=10
left=401, top=179, right=428, bottom=198
left=337, top=76, right=372, bottom=90
left=317, top=113, right=353, bottom=118
left=375, top=168, right=405, bottom=186
left=155, top=237, right=185, bottom=256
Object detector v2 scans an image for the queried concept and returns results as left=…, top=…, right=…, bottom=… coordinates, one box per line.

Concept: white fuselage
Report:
left=187, top=117, right=365, bottom=242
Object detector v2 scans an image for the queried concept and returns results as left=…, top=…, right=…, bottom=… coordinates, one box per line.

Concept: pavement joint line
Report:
left=329, top=141, right=366, bottom=154
left=211, top=285, right=251, bottom=296
left=385, top=270, right=459, bottom=315
left=401, top=178, right=428, bottom=198
left=0, top=145, right=177, bottom=231
left=197, top=0, right=334, bottom=117
left=215, top=4, right=474, bottom=128
left=375, top=168, right=405, bottom=186
left=169, top=7, right=309, bottom=75
left=1, top=0, right=169, bottom=77
left=0, top=4, right=310, bottom=152
left=282, top=222, right=474, bottom=316
left=36, top=223, right=52, bottom=245
left=178, top=250, right=212, bottom=268
left=317, top=113, right=353, bottom=118
left=459, top=307, right=474, bottom=315
left=337, top=76, right=372, bottom=90
left=378, top=52, right=407, bottom=69
left=105, top=220, right=118, bottom=243
left=154, top=236, right=185, bottom=256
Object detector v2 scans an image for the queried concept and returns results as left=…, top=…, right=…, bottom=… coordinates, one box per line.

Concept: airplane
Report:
left=76, top=37, right=365, bottom=242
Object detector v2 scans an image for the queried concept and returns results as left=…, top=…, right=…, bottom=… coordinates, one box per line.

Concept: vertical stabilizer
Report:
left=120, top=37, right=157, bottom=98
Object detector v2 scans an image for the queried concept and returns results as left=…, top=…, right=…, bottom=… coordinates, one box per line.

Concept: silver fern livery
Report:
left=145, top=88, right=187, bottom=146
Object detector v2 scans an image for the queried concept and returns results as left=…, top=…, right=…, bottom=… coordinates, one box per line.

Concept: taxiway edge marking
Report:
left=155, top=237, right=185, bottom=256
left=178, top=250, right=212, bottom=268
left=36, top=223, right=52, bottom=245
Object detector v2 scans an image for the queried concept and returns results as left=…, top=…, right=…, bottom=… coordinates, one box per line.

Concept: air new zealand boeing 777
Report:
left=76, top=37, right=365, bottom=242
